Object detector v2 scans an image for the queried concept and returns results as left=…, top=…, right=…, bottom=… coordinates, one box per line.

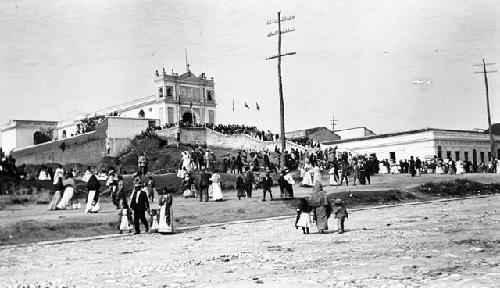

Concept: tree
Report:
left=33, top=128, right=54, bottom=145
left=80, top=115, right=105, bottom=134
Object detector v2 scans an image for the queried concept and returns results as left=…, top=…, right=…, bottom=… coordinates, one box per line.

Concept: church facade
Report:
left=56, top=67, right=217, bottom=139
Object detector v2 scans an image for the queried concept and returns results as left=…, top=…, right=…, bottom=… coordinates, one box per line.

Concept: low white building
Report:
left=335, top=127, right=375, bottom=140
left=0, top=120, right=58, bottom=155
left=322, top=127, right=500, bottom=164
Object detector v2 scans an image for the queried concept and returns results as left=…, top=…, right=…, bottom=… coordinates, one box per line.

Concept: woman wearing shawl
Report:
left=48, top=177, right=64, bottom=210
left=310, top=182, right=331, bottom=234
left=236, top=172, right=246, bottom=200
left=56, top=172, right=75, bottom=210
left=85, top=172, right=101, bottom=213
left=210, top=169, right=223, bottom=201
left=158, top=192, right=174, bottom=233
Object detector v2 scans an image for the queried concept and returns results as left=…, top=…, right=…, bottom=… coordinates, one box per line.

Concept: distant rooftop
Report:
left=323, top=127, right=493, bottom=145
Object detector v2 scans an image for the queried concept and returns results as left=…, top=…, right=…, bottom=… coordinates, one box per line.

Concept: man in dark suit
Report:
left=199, top=168, right=211, bottom=202
left=244, top=167, right=254, bottom=198
left=130, top=181, right=150, bottom=234
left=261, top=172, right=273, bottom=201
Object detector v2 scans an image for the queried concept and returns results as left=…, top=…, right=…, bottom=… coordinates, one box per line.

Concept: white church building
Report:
left=0, top=66, right=217, bottom=154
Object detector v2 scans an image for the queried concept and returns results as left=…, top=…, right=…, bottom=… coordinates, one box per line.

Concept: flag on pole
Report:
left=256, top=102, right=260, bottom=111
left=232, top=99, right=234, bottom=111
left=190, top=101, right=193, bottom=109
left=244, top=102, right=249, bottom=109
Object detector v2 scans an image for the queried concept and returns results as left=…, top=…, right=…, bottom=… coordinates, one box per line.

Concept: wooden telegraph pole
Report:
left=330, top=114, right=338, bottom=133
left=474, top=59, right=497, bottom=160
left=266, top=11, right=296, bottom=169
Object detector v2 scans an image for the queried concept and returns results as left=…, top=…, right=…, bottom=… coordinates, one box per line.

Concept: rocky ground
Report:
left=1, top=195, right=499, bottom=287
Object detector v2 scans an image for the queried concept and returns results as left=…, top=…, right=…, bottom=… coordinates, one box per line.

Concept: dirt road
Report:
left=1, top=195, right=499, bottom=287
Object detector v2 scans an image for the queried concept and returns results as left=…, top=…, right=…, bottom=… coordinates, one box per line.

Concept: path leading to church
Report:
left=1, top=195, right=499, bottom=287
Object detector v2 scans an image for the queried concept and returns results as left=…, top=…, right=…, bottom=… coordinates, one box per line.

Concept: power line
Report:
left=330, top=114, right=338, bottom=133
left=474, top=59, right=497, bottom=160
left=266, top=11, right=296, bottom=169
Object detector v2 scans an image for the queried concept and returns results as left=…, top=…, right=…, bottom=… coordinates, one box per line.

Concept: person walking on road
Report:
left=130, top=180, right=150, bottom=234
left=244, top=167, right=254, bottom=198
left=261, top=172, right=273, bottom=201
left=199, top=168, right=211, bottom=202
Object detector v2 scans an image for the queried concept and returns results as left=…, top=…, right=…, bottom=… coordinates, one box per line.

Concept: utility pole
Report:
left=330, top=114, right=338, bottom=133
left=474, top=59, right=497, bottom=160
left=266, top=11, right=296, bottom=169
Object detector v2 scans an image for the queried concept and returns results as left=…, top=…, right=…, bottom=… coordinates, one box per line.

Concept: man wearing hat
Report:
left=261, top=171, right=273, bottom=201
left=130, top=180, right=150, bottom=234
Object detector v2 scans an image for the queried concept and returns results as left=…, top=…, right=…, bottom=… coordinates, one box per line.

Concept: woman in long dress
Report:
left=301, top=168, right=314, bottom=187
left=283, top=169, right=295, bottom=198
left=310, top=182, right=331, bottom=234
left=312, top=166, right=322, bottom=185
left=236, top=173, right=246, bottom=200
left=210, top=170, right=224, bottom=201
left=158, top=193, right=174, bottom=233
left=56, top=173, right=75, bottom=210
left=48, top=177, right=64, bottom=210
left=85, top=173, right=101, bottom=213
left=329, top=166, right=338, bottom=186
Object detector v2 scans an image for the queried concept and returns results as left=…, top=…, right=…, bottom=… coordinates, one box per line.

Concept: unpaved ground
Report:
left=1, top=195, right=499, bottom=287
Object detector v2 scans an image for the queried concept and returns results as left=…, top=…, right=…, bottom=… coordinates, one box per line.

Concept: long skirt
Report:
left=119, top=209, right=133, bottom=232
left=56, top=187, right=74, bottom=210
left=211, top=183, right=223, bottom=200
left=329, top=175, right=339, bottom=186
left=85, top=190, right=100, bottom=213
left=301, top=172, right=314, bottom=187
left=48, top=191, right=61, bottom=210
left=314, top=205, right=329, bottom=232
left=297, top=212, right=313, bottom=228
left=237, top=188, right=246, bottom=198
left=283, top=183, right=294, bottom=199
left=158, top=204, right=173, bottom=233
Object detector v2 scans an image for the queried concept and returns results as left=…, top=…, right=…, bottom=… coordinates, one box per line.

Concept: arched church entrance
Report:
left=182, top=111, right=194, bottom=124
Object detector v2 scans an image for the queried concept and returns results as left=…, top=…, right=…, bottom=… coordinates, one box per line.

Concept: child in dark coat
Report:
left=332, top=198, right=348, bottom=233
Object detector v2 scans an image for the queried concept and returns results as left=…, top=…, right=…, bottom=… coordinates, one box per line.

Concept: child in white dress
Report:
left=295, top=198, right=313, bottom=234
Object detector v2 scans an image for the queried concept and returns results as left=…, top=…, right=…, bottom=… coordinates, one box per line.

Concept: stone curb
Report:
left=1, top=194, right=498, bottom=250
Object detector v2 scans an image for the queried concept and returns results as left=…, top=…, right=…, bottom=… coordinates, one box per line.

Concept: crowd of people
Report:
left=156, top=122, right=279, bottom=141
left=377, top=156, right=500, bottom=175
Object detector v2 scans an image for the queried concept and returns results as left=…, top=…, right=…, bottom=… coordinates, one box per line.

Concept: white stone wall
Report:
left=336, top=127, right=374, bottom=140
left=1, top=129, right=16, bottom=154
left=323, top=130, right=500, bottom=162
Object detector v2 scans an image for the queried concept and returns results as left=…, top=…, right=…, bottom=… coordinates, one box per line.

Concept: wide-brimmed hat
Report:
left=334, top=198, right=343, bottom=204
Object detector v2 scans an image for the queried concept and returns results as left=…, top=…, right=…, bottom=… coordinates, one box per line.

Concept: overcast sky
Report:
left=1, top=0, right=499, bottom=134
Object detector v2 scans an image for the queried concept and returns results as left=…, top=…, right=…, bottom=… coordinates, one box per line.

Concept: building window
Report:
left=158, top=87, right=163, bottom=97
left=480, top=151, right=485, bottom=163
left=207, top=90, right=213, bottom=101
left=138, top=109, right=145, bottom=118
left=464, top=151, right=469, bottom=162
left=446, top=151, right=451, bottom=160
left=437, top=145, right=442, bottom=159
left=390, top=152, right=396, bottom=161
left=62, top=130, right=66, bottom=139
left=455, top=151, right=460, bottom=161
left=166, top=86, right=173, bottom=97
